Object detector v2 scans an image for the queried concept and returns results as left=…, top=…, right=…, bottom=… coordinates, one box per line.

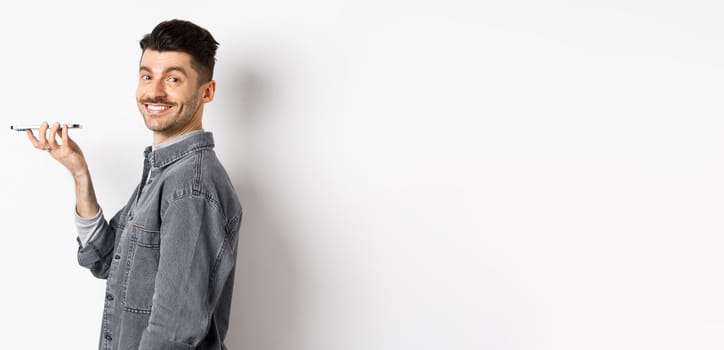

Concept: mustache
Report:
left=141, top=97, right=175, bottom=105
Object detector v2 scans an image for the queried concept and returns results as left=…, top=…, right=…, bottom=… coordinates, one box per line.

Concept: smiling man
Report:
left=25, top=19, right=242, bottom=350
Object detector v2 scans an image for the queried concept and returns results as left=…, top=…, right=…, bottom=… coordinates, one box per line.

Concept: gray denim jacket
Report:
left=77, top=132, right=242, bottom=350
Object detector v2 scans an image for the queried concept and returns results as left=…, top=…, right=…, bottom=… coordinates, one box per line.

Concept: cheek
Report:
left=174, top=90, right=194, bottom=105
left=136, top=86, right=146, bottom=101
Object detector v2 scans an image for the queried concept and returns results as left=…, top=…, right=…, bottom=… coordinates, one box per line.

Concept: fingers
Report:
left=38, top=121, right=49, bottom=145
left=26, top=121, right=66, bottom=152
left=26, top=129, right=40, bottom=148
left=47, top=122, right=61, bottom=149
left=61, top=123, right=69, bottom=144
left=27, top=121, right=49, bottom=151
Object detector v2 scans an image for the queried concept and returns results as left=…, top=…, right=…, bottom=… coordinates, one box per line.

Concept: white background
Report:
left=1, top=1, right=723, bottom=349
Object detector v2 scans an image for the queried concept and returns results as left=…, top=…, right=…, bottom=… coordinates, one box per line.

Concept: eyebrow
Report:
left=139, top=66, right=189, bottom=77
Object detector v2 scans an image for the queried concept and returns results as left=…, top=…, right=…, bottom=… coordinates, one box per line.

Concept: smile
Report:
left=145, top=104, right=173, bottom=113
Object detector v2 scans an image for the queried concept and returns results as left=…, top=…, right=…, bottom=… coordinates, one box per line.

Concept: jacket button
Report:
left=114, top=254, right=121, bottom=260
left=105, top=333, right=112, bottom=341
left=106, top=294, right=114, bottom=301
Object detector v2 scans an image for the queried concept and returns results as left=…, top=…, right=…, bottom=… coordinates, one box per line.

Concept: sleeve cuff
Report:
left=76, top=207, right=104, bottom=248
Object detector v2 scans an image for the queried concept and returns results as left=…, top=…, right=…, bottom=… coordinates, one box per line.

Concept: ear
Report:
left=200, top=80, right=216, bottom=103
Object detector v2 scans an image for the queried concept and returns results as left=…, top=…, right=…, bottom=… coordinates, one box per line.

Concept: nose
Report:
left=152, top=79, right=167, bottom=97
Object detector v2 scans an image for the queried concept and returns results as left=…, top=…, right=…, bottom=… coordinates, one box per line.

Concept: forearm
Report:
left=73, top=167, right=100, bottom=218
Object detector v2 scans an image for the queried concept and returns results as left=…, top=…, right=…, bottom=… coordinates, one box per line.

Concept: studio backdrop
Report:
left=2, top=1, right=724, bottom=349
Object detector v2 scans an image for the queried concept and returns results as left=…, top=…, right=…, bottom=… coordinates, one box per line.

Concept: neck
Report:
left=153, top=119, right=203, bottom=145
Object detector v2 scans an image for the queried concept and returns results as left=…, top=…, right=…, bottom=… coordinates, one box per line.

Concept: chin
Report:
left=143, top=118, right=166, bottom=132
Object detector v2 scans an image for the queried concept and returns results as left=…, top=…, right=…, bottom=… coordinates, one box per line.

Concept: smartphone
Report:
left=10, top=124, right=83, bottom=131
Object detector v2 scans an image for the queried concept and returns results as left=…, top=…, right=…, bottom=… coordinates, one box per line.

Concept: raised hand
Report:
left=26, top=121, right=89, bottom=178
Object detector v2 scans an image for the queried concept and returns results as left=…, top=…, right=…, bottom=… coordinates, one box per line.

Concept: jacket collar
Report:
left=143, top=131, right=215, bottom=168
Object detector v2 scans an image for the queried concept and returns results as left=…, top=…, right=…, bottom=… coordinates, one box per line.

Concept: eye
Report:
left=168, top=77, right=179, bottom=83
left=141, top=75, right=151, bottom=81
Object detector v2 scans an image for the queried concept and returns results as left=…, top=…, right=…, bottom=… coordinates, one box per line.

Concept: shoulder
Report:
left=162, top=149, right=241, bottom=221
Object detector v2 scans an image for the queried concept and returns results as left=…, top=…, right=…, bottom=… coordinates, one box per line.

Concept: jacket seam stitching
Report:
left=154, top=144, right=214, bottom=168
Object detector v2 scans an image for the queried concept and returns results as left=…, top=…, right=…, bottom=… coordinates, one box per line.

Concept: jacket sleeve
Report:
left=139, top=195, right=236, bottom=349
left=77, top=208, right=124, bottom=279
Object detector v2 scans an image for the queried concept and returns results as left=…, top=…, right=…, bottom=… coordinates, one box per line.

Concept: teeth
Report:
left=147, top=104, right=169, bottom=111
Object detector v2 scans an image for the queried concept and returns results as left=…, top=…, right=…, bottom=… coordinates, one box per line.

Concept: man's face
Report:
left=136, top=50, right=213, bottom=141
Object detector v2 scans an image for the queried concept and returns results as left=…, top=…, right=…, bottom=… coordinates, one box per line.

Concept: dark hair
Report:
left=139, top=19, right=219, bottom=83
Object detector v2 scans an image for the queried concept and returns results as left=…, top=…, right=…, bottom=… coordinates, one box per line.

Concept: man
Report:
left=26, top=19, right=242, bottom=349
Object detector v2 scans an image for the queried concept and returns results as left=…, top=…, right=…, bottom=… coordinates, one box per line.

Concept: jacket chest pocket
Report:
left=122, top=224, right=160, bottom=313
